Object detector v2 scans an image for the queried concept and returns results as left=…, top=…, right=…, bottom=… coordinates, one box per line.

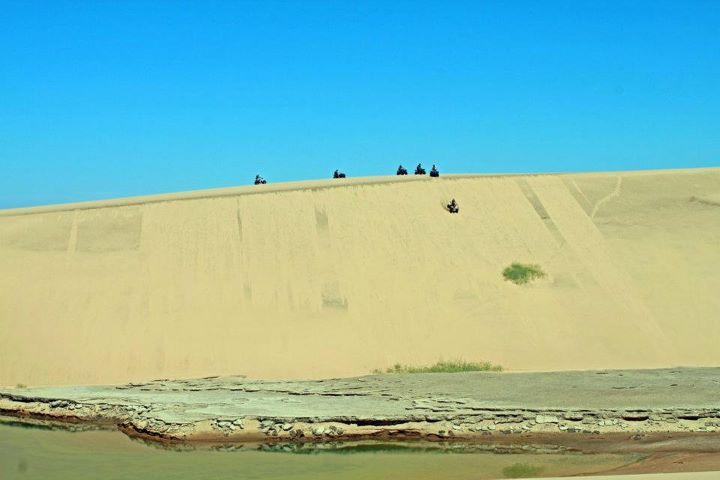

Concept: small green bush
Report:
left=503, top=263, right=545, bottom=285
left=373, top=359, right=502, bottom=374
left=502, top=462, right=545, bottom=478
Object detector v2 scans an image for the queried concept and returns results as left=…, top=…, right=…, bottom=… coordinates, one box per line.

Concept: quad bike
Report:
left=396, top=165, right=408, bottom=175
left=254, top=175, right=267, bottom=185
left=414, top=164, right=426, bottom=175
left=333, top=170, right=346, bottom=178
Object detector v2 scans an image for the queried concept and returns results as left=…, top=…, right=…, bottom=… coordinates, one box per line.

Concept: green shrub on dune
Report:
left=373, top=359, right=502, bottom=374
left=502, top=263, right=545, bottom=285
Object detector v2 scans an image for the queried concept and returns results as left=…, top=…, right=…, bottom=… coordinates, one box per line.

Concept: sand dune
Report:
left=1, top=168, right=718, bottom=386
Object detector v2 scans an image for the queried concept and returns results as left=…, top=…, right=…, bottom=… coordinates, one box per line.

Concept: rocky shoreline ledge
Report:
left=2, top=368, right=719, bottom=445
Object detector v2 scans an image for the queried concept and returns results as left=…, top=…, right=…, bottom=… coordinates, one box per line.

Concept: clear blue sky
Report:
left=1, top=1, right=718, bottom=208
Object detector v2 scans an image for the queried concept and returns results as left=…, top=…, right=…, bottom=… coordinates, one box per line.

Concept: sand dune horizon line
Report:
left=2, top=166, right=717, bottom=216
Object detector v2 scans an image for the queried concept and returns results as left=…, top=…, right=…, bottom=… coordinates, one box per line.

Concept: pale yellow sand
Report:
left=1, top=168, right=718, bottom=386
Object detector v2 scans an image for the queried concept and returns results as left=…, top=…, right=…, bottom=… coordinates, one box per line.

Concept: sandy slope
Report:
left=1, top=168, right=718, bottom=385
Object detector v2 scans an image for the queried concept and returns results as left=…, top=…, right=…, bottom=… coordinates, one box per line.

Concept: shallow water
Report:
left=0, top=420, right=651, bottom=480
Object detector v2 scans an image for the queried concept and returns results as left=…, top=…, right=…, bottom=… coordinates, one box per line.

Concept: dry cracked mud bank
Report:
left=2, top=368, right=720, bottom=449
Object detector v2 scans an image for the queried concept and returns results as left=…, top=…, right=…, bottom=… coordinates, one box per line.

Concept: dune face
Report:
left=0, top=168, right=718, bottom=386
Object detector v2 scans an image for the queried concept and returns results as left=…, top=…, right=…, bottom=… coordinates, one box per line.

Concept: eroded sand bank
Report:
left=1, top=168, right=719, bottom=385
left=2, top=368, right=719, bottom=444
